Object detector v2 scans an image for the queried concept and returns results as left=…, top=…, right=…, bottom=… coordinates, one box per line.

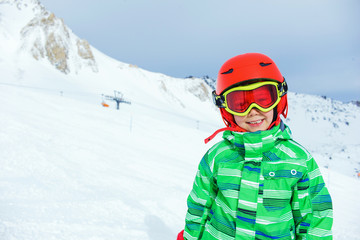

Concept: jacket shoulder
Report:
left=274, top=138, right=312, bottom=161
left=204, top=139, right=240, bottom=172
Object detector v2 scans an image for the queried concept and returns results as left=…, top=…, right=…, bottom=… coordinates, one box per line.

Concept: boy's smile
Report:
left=234, top=108, right=274, bottom=132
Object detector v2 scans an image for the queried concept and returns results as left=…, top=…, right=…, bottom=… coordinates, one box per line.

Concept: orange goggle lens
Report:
left=213, top=81, right=287, bottom=116
left=226, top=84, right=278, bottom=113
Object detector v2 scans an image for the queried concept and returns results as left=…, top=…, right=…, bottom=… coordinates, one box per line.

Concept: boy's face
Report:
left=234, top=108, right=274, bottom=132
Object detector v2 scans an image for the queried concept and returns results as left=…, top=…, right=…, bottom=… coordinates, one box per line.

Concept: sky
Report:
left=39, top=0, right=360, bottom=102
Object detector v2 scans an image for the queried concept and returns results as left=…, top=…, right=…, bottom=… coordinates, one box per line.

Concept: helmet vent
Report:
left=221, top=68, right=233, bottom=74
left=259, top=62, right=272, bottom=67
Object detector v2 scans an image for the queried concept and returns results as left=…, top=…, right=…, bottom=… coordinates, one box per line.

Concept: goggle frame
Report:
left=212, top=81, right=287, bottom=116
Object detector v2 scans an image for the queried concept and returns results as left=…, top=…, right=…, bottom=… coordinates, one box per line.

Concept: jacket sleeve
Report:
left=183, top=153, right=218, bottom=240
left=291, top=157, right=333, bottom=239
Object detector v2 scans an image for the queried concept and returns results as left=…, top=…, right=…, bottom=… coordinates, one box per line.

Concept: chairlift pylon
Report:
left=101, top=91, right=131, bottom=110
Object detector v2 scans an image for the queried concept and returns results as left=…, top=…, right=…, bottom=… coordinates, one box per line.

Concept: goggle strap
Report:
left=212, top=90, right=225, bottom=108
left=279, top=80, right=288, bottom=97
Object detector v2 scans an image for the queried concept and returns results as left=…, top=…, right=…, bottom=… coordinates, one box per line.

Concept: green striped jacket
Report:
left=184, top=123, right=333, bottom=240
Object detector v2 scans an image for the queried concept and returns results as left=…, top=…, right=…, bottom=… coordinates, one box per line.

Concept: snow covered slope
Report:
left=1, top=81, right=360, bottom=240
left=1, top=0, right=360, bottom=239
left=285, top=92, right=360, bottom=177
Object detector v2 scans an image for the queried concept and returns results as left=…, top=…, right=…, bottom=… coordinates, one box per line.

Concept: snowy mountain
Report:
left=0, top=0, right=214, bottom=120
left=1, top=0, right=360, bottom=239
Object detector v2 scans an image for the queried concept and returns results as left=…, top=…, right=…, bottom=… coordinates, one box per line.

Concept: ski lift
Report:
left=101, top=91, right=131, bottom=110
left=101, top=94, right=110, bottom=107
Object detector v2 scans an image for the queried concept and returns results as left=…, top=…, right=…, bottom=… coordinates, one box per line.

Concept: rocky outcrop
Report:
left=186, top=81, right=211, bottom=102
left=20, top=9, right=98, bottom=74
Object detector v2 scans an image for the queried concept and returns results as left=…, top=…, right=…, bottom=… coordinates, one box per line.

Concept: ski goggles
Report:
left=212, top=81, right=287, bottom=116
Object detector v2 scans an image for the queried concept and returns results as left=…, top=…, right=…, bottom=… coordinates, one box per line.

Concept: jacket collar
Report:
left=222, top=121, right=292, bottom=160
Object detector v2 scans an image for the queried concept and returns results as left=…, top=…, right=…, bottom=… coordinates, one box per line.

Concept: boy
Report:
left=178, top=53, right=333, bottom=239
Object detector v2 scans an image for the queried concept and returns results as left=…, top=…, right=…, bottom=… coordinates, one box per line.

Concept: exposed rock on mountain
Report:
left=18, top=2, right=98, bottom=73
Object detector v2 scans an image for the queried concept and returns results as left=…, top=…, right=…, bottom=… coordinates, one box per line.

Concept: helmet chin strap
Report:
left=204, top=109, right=246, bottom=144
left=204, top=109, right=244, bottom=143
left=272, top=107, right=278, bottom=123
left=204, top=126, right=238, bottom=144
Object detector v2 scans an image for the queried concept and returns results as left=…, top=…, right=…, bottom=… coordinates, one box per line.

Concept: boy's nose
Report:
left=248, top=107, right=260, bottom=116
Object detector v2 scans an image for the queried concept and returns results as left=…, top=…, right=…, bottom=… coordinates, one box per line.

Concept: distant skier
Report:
left=177, top=53, right=333, bottom=239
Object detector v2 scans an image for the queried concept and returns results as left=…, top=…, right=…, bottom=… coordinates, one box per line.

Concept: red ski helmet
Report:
left=215, top=53, right=288, bottom=131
